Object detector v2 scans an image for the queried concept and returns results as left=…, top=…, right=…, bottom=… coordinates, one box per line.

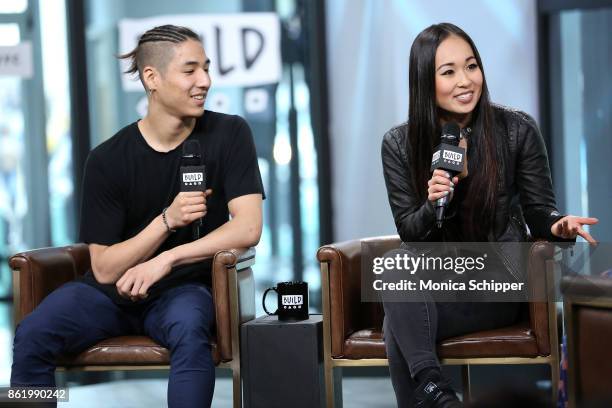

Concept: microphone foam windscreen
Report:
left=442, top=122, right=460, bottom=138
left=183, top=140, right=201, bottom=157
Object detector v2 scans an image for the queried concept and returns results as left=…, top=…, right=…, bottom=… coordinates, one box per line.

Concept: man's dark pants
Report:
left=11, top=281, right=215, bottom=407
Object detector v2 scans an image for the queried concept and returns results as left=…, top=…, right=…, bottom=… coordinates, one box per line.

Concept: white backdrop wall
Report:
left=325, top=0, right=539, bottom=242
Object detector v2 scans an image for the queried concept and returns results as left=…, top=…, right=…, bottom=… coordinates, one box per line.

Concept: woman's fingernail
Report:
left=450, top=182, right=455, bottom=187
left=450, top=187, right=454, bottom=192
left=444, top=191, right=449, bottom=196
left=445, top=172, right=451, bottom=178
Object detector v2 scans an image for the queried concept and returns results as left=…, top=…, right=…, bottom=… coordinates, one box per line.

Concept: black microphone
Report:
left=430, top=122, right=464, bottom=229
left=180, top=140, right=206, bottom=240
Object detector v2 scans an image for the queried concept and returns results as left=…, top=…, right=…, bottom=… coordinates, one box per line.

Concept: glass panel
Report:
left=39, top=0, right=74, bottom=246
left=0, top=23, right=20, bottom=45
left=554, top=7, right=612, bottom=243
left=0, top=0, right=27, bottom=14
left=0, top=75, right=26, bottom=297
left=0, top=1, right=73, bottom=297
left=0, top=22, right=25, bottom=300
left=0, top=301, right=11, bottom=383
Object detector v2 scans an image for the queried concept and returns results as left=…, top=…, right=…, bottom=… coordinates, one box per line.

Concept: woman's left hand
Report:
left=551, top=215, right=598, bottom=244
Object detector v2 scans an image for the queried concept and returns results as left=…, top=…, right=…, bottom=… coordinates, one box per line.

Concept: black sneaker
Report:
left=412, top=370, right=462, bottom=408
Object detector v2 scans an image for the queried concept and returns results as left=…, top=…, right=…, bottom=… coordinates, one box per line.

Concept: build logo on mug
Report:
left=263, top=281, right=309, bottom=321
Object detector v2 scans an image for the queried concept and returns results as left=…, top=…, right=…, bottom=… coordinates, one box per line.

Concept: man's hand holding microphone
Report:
left=163, top=189, right=213, bottom=232
left=117, top=140, right=210, bottom=301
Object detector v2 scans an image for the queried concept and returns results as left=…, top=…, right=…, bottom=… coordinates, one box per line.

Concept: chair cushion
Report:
left=57, top=336, right=222, bottom=367
left=437, top=323, right=540, bottom=358
left=344, top=329, right=386, bottom=359
left=340, top=323, right=541, bottom=360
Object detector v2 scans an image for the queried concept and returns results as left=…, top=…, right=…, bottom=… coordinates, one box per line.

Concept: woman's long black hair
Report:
left=407, top=23, right=500, bottom=240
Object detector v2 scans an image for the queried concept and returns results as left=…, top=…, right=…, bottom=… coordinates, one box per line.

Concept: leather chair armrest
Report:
left=527, top=241, right=555, bottom=355
left=318, top=239, right=363, bottom=357
left=66, top=243, right=91, bottom=277
left=318, top=235, right=400, bottom=357
left=9, top=244, right=90, bottom=324
left=211, top=247, right=256, bottom=362
left=561, top=275, right=612, bottom=298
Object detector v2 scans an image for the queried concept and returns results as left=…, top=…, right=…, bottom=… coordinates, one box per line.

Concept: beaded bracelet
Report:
left=162, top=207, right=176, bottom=233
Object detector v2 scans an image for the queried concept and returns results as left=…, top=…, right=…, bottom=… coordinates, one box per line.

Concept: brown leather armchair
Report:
left=562, top=275, right=612, bottom=407
left=10, top=243, right=256, bottom=408
left=317, top=235, right=560, bottom=407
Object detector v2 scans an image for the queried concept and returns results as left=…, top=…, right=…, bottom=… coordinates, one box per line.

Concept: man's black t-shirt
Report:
left=79, top=111, right=264, bottom=305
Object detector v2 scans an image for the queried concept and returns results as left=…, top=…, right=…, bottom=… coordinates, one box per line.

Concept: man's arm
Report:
left=90, top=191, right=209, bottom=284
left=167, top=193, right=263, bottom=265
left=115, top=193, right=262, bottom=299
left=89, top=215, right=169, bottom=284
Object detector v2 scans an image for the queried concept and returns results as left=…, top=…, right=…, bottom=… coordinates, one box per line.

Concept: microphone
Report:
left=430, top=122, right=464, bottom=229
left=180, top=140, right=206, bottom=240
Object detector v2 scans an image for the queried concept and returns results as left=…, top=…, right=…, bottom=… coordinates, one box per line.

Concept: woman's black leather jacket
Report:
left=381, top=105, right=566, bottom=281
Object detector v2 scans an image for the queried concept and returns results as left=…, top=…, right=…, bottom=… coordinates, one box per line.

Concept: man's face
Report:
left=155, top=39, right=211, bottom=119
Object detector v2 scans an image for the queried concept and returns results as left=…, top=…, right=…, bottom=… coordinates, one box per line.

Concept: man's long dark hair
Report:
left=407, top=23, right=500, bottom=240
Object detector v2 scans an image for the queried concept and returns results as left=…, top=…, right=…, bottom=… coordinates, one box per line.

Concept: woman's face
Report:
left=434, top=35, right=483, bottom=125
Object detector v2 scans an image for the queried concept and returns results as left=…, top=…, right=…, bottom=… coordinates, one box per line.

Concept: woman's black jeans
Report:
left=379, top=248, right=521, bottom=407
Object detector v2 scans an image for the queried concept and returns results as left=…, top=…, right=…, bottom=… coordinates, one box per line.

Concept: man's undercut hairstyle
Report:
left=118, top=25, right=201, bottom=91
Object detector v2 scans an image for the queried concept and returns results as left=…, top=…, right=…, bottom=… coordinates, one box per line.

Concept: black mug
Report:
left=262, top=281, right=309, bottom=321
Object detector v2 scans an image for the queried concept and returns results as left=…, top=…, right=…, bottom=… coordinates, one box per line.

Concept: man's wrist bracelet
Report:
left=162, top=207, right=176, bottom=233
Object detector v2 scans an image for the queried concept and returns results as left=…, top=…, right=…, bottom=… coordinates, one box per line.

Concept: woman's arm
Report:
left=381, top=128, right=437, bottom=242
left=515, top=114, right=597, bottom=242
left=515, top=114, right=566, bottom=239
left=550, top=215, right=598, bottom=243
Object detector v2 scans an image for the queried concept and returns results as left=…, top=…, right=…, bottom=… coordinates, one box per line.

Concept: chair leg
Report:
left=55, top=370, right=66, bottom=387
left=324, top=358, right=335, bottom=407
left=232, top=360, right=242, bottom=408
left=334, top=367, right=343, bottom=407
left=461, top=365, right=471, bottom=404
left=551, top=361, right=559, bottom=407
left=324, top=362, right=344, bottom=407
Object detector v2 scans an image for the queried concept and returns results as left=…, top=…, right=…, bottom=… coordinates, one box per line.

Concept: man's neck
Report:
left=139, top=106, right=198, bottom=152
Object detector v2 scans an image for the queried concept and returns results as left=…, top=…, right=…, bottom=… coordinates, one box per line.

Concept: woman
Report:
left=381, top=23, right=597, bottom=407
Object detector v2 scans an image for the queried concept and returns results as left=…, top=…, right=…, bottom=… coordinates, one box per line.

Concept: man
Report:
left=11, top=25, right=264, bottom=407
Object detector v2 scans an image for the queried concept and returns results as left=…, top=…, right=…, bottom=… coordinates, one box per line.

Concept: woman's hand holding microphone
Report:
left=427, top=169, right=459, bottom=203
